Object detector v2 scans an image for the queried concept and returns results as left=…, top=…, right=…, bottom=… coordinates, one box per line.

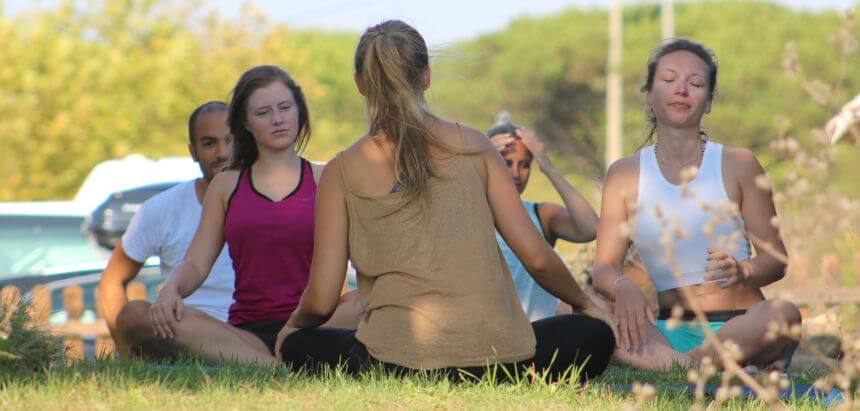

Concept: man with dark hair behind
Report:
left=98, top=101, right=235, bottom=359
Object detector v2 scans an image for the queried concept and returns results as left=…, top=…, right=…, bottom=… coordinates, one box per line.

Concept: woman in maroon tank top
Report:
left=148, top=66, right=361, bottom=365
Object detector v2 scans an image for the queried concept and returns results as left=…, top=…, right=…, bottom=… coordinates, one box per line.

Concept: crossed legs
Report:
left=115, top=290, right=365, bottom=365
left=689, top=299, right=801, bottom=368
left=569, top=293, right=800, bottom=370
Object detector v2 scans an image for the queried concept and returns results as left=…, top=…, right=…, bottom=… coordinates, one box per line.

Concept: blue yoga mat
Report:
left=607, top=383, right=843, bottom=405
left=148, top=365, right=844, bottom=405
left=150, top=364, right=286, bottom=373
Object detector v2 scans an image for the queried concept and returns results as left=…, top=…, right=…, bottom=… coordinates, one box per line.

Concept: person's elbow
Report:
left=96, top=272, right=126, bottom=313
left=100, top=246, right=139, bottom=289
left=523, top=252, right=552, bottom=278
left=779, top=248, right=789, bottom=273
left=773, top=260, right=788, bottom=282
left=565, top=228, right=596, bottom=243
left=773, top=270, right=786, bottom=282
left=98, top=267, right=127, bottom=292
left=580, top=228, right=597, bottom=243
left=302, top=298, right=337, bottom=321
left=579, top=212, right=599, bottom=242
left=762, top=266, right=786, bottom=287
left=769, top=246, right=788, bottom=282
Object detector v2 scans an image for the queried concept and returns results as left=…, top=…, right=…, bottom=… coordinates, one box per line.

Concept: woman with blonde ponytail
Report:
left=276, top=20, right=617, bottom=381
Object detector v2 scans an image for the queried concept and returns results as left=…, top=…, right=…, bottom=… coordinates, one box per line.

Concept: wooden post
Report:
left=93, top=290, right=115, bottom=359
left=605, top=0, right=624, bottom=169
left=29, top=285, right=51, bottom=327
left=820, top=252, right=842, bottom=285
left=62, top=285, right=85, bottom=363
left=63, top=285, right=84, bottom=321
left=1, top=285, right=20, bottom=311
left=854, top=251, right=860, bottom=285
left=790, top=255, right=810, bottom=286
left=661, top=0, right=675, bottom=41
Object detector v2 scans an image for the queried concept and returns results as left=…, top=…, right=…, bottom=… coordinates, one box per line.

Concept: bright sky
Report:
left=6, top=0, right=858, bottom=46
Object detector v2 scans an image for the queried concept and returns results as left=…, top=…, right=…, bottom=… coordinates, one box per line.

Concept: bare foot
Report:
left=612, top=340, right=695, bottom=371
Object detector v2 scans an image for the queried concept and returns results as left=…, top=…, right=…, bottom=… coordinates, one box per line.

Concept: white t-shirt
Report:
left=122, top=180, right=234, bottom=322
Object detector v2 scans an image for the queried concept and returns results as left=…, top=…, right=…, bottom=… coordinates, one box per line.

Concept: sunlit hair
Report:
left=354, top=20, right=448, bottom=204
left=639, top=39, right=718, bottom=148
left=487, top=122, right=522, bottom=139
left=227, top=65, right=311, bottom=170
left=487, top=111, right=533, bottom=159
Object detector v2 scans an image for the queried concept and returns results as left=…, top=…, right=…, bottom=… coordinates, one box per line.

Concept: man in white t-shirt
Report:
left=98, top=101, right=234, bottom=359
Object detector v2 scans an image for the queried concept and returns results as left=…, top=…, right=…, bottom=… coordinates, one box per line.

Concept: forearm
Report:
left=98, top=280, right=129, bottom=336
left=740, top=254, right=786, bottom=289
left=286, top=306, right=331, bottom=329
left=592, top=264, right=624, bottom=301
left=540, top=160, right=599, bottom=238
left=530, top=254, right=591, bottom=310
left=164, top=261, right=209, bottom=298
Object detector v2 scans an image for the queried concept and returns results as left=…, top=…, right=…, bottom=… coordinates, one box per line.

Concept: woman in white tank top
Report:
left=591, top=39, right=801, bottom=370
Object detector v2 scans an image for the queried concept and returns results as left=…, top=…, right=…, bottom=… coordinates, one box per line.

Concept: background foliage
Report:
left=0, top=0, right=858, bottom=201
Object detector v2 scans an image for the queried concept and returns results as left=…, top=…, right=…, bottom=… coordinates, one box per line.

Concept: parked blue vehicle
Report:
left=1, top=182, right=177, bottom=322
left=0, top=209, right=105, bottom=280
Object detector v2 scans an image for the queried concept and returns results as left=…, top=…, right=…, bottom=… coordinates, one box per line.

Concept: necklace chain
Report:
left=655, top=137, right=706, bottom=169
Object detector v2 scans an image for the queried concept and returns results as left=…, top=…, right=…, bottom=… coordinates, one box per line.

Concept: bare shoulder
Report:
left=605, top=153, right=640, bottom=184
left=210, top=170, right=241, bottom=195
left=440, top=121, right=496, bottom=182
left=455, top=123, right=494, bottom=151
left=316, top=159, right=344, bottom=190
left=439, top=121, right=496, bottom=170
left=340, top=134, right=380, bottom=165
left=338, top=134, right=393, bottom=193
left=208, top=170, right=241, bottom=208
left=723, top=146, right=765, bottom=176
left=600, top=154, right=640, bottom=206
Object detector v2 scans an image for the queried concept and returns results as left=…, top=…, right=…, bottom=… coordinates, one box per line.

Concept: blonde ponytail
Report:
left=355, top=20, right=444, bottom=204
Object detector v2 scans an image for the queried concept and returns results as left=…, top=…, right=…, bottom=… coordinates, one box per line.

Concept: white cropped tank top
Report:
left=632, top=142, right=751, bottom=292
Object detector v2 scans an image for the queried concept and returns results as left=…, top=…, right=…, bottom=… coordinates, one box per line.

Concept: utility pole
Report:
left=605, top=0, right=623, bottom=170
left=662, top=0, right=675, bottom=41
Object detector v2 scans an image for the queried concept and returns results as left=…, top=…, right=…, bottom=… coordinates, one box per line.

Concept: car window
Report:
left=0, top=216, right=107, bottom=279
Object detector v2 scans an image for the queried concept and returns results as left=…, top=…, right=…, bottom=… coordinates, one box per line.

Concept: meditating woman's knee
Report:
left=775, top=300, right=802, bottom=326
left=752, top=299, right=801, bottom=327
left=116, top=301, right=151, bottom=339
left=575, top=315, right=615, bottom=366
left=115, top=300, right=175, bottom=358
left=531, top=314, right=614, bottom=379
left=768, top=300, right=802, bottom=351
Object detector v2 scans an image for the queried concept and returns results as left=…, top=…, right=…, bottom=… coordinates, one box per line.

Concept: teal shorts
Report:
left=655, top=320, right=726, bottom=353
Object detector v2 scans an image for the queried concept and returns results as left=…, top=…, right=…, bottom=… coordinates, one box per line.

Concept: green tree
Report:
left=0, top=0, right=856, bottom=200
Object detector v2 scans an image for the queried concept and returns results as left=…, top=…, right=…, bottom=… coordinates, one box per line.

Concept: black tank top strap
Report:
left=225, top=168, right=246, bottom=214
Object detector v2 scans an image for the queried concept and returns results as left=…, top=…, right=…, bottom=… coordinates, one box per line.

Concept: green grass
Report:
left=0, top=360, right=836, bottom=410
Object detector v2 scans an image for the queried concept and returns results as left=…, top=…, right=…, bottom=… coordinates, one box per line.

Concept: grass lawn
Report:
left=0, top=360, right=837, bottom=410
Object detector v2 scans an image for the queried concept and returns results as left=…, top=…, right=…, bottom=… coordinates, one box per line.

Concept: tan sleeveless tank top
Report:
left=337, top=134, right=535, bottom=370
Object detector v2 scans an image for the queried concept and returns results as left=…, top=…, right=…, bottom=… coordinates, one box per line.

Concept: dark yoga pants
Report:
left=280, top=314, right=614, bottom=382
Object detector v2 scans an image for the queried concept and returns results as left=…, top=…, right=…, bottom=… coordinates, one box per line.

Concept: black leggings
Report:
left=280, top=314, right=614, bottom=382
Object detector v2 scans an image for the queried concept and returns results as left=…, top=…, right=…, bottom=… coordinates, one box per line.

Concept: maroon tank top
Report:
left=224, top=158, right=315, bottom=325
